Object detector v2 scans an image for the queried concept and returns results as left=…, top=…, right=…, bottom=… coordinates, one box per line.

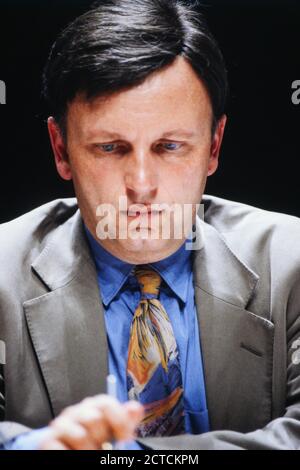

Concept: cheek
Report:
left=70, top=153, right=116, bottom=190
left=168, top=158, right=208, bottom=197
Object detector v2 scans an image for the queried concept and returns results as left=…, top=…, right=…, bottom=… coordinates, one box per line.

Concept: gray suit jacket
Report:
left=0, top=195, right=300, bottom=449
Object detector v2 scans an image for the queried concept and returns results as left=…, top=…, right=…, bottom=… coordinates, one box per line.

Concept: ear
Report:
left=208, top=114, right=227, bottom=176
left=47, top=117, right=72, bottom=181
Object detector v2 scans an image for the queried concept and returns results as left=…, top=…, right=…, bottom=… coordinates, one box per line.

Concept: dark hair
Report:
left=42, top=0, right=228, bottom=136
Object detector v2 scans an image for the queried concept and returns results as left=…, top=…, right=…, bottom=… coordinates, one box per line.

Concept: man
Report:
left=1, top=0, right=300, bottom=450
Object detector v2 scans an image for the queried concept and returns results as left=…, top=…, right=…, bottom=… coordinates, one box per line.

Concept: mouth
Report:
left=126, top=209, right=163, bottom=219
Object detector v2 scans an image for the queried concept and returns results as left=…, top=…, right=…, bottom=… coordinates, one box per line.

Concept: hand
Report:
left=38, top=395, right=144, bottom=450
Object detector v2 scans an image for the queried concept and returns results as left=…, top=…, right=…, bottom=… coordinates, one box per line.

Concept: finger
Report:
left=123, top=400, right=145, bottom=421
left=63, top=403, right=107, bottom=446
left=39, top=438, right=69, bottom=450
left=93, top=397, right=141, bottom=441
left=50, top=416, right=98, bottom=450
left=76, top=398, right=143, bottom=444
left=123, top=401, right=145, bottom=437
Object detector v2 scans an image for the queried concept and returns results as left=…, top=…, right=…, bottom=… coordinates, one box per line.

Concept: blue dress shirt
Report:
left=2, top=227, right=210, bottom=449
left=85, top=227, right=210, bottom=434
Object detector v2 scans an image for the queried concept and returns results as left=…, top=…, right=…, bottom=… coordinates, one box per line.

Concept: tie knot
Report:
left=133, top=265, right=162, bottom=299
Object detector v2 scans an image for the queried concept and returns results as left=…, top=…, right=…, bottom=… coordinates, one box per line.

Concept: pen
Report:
left=106, top=374, right=117, bottom=400
left=101, top=374, right=118, bottom=450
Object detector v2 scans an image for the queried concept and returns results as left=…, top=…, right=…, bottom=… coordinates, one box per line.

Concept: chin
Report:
left=115, top=237, right=183, bottom=264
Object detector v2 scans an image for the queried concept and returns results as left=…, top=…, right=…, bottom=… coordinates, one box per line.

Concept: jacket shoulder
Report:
left=203, top=194, right=300, bottom=234
left=202, top=194, right=300, bottom=271
left=0, top=198, right=78, bottom=266
left=202, top=195, right=300, bottom=232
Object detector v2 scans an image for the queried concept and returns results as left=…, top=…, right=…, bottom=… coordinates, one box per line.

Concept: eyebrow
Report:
left=160, top=130, right=196, bottom=139
left=88, top=129, right=196, bottom=140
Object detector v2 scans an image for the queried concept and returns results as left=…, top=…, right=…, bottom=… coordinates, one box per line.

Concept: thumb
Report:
left=124, top=400, right=145, bottom=427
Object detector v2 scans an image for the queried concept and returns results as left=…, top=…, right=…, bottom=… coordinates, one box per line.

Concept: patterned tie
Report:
left=126, top=265, right=185, bottom=437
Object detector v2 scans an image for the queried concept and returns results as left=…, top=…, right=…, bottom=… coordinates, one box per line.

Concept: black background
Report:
left=0, top=0, right=299, bottom=223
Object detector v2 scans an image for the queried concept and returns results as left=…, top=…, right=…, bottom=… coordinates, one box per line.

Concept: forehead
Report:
left=66, top=56, right=213, bottom=139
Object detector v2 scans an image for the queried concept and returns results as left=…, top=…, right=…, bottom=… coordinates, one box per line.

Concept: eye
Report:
left=95, top=143, right=128, bottom=154
left=157, top=142, right=182, bottom=152
left=99, top=143, right=118, bottom=153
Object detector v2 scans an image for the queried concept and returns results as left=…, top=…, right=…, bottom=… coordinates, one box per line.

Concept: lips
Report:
left=127, top=210, right=162, bottom=217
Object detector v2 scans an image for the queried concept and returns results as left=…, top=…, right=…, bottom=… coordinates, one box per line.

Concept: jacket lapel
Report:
left=23, top=210, right=108, bottom=417
left=192, top=218, right=274, bottom=432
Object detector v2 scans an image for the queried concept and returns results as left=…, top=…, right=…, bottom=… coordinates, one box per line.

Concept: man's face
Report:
left=49, top=56, right=226, bottom=264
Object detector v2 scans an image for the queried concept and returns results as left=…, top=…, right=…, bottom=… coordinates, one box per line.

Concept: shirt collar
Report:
left=84, top=225, right=193, bottom=307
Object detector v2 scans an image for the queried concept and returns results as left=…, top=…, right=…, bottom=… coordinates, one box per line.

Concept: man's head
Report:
left=44, top=0, right=228, bottom=264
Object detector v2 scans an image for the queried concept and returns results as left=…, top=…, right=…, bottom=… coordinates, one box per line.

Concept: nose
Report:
left=124, top=147, right=158, bottom=203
